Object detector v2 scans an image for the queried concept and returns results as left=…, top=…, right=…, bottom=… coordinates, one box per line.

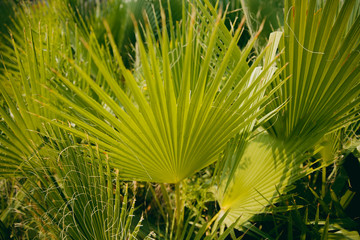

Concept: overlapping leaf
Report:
left=215, top=133, right=311, bottom=227
left=264, top=0, right=360, bottom=145
left=215, top=0, right=360, bottom=229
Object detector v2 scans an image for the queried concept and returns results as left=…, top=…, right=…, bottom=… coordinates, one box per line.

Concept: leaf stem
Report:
left=175, top=182, right=181, bottom=222
left=175, top=181, right=184, bottom=237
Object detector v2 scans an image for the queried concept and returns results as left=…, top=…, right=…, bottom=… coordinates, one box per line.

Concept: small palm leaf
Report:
left=215, top=132, right=316, bottom=227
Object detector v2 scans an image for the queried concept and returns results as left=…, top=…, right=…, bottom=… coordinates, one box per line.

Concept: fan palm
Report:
left=264, top=0, right=360, bottom=143
left=2, top=0, right=359, bottom=237
left=38, top=1, right=283, bottom=183
left=0, top=1, right=286, bottom=236
left=214, top=133, right=306, bottom=226
left=215, top=0, right=360, bottom=229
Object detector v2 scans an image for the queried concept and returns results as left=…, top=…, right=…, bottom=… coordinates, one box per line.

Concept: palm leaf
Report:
left=214, top=132, right=318, bottom=227
left=40, top=2, right=283, bottom=183
left=214, top=0, right=360, bottom=229
left=264, top=0, right=360, bottom=146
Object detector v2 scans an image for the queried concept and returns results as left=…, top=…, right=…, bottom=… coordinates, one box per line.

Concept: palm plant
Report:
left=214, top=0, right=360, bottom=232
left=265, top=0, right=360, bottom=142
left=40, top=1, right=283, bottom=184
left=0, top=0, right=360, bottom=238
left=0, top=1, right=102, bottom=235
left=239, top=0, right=284, bottom=51
left=35, top=3, right=287, bottom=235
left=0, top=0, right=91, bottom=177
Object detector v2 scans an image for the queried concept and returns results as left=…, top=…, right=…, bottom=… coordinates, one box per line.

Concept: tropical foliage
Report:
left=0, top=0, right=359, bottom=239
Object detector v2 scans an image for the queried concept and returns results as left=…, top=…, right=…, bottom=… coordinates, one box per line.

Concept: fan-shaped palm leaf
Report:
left=39, top=3, right=284, bottom=183
left=264, top=0, right=360, bottom=145
left=215, top=132, right=317, bottom=227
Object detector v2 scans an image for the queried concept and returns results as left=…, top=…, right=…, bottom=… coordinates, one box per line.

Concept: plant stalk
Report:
left=321, top=165, right=326, bottom=199
left=175, top=182, right=182, bottom=223
left=175, top=181, right=184, bottom=237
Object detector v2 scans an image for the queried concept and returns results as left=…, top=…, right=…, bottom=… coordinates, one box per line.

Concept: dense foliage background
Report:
left=0, top=0, right=360, bottom=239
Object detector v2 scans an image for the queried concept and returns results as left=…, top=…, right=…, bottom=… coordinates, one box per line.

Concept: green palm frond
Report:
left=39, top=2, right=284, bottom=183
left=151, top=205, right=240, bottom=239
left=214, top=132, right=318, bottom=227
left=264, top=0, right=360, bottom=146
left=214, top=0, right=360, bottom=229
